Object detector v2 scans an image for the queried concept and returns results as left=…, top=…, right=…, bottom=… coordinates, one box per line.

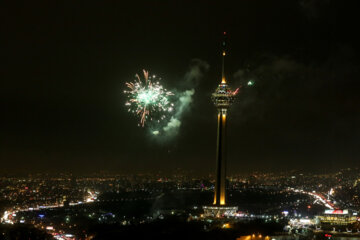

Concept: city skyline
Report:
left=2, top=1, right=360, bottom=239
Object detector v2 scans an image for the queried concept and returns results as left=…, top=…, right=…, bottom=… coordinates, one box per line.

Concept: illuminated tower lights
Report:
left=203, top=32, right=238, bottom=217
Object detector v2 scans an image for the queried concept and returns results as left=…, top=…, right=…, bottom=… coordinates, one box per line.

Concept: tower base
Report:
left=203, top=205, right=238, bottom=218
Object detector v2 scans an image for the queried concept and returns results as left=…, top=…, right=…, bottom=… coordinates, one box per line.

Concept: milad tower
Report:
left=203, top=32, right=238, bottom=218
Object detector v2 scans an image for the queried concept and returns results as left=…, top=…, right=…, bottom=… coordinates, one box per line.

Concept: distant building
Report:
left=317, top=209, right=357, bottom=225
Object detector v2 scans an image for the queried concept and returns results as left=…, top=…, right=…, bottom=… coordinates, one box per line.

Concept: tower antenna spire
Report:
left=221, top=31, right=227, bottom=84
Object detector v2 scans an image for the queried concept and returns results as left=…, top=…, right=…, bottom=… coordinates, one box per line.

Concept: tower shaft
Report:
left=214, top=109, right=227, bottom=205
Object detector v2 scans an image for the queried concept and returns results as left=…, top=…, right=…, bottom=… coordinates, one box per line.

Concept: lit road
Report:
left=287, top=188, right=335, bottom=209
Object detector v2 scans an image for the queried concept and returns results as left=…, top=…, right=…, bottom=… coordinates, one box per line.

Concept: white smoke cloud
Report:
left=162, top=59, right=209, bottom=137
left=177, top=89, right=195, bottom=114
left=184, top=59, right=209, bottom=85
left=163, top=117, right=181, bottom=133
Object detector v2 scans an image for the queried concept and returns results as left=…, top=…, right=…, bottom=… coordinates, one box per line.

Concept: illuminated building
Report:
left=203, top=32, right=238, bottom=217
left=317, top=209, right=357, bottom=226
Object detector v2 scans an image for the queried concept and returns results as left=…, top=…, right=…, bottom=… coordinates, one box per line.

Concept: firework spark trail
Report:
left=124, top=70, right=174, bottom=127
left=232, top=87, right=240, bottom=96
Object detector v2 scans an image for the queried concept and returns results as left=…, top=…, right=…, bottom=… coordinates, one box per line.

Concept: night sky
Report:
left=1, top=0, right=360, bottom=174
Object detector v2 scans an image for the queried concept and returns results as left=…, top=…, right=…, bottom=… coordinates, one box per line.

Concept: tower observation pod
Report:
left=203, top=32, right=238, bottom=218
